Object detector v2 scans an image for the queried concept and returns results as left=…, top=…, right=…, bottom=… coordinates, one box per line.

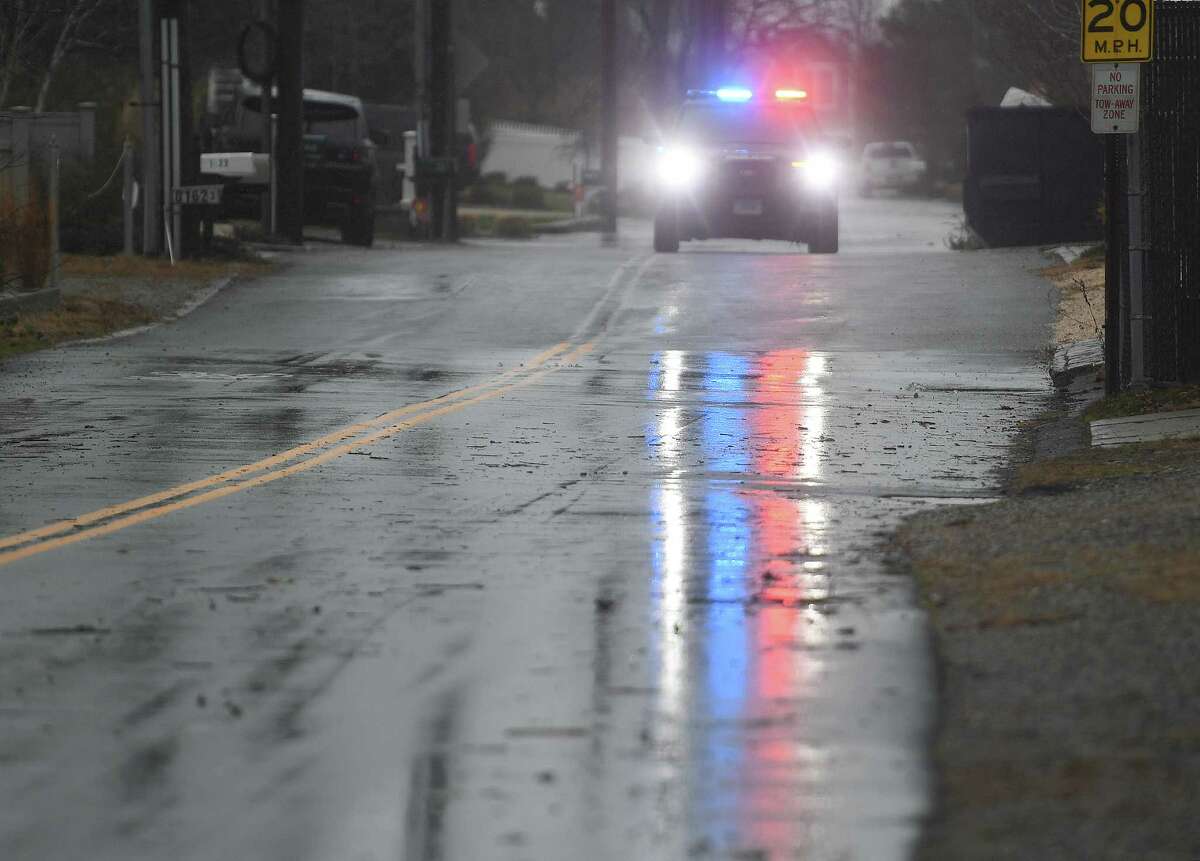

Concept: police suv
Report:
left=652, top=87, right=839, bottom=254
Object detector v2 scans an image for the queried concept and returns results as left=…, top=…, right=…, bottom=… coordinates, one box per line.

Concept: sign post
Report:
left=1082, top=0, right=1154, bottom=394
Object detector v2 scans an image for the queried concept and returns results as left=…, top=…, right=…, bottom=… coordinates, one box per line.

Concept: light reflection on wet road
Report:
left=0, top=198, right=1054, bottom=860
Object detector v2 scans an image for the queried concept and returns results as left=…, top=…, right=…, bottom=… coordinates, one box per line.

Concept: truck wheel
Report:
left=809, top=205, right=839, bottom=254
left=653, top=210, right=679, bottom=253
left=341, top=207, right=375, bottom=247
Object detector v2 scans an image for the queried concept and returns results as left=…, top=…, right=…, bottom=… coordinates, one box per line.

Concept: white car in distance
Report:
left=859, top=141, right=927, bottom=196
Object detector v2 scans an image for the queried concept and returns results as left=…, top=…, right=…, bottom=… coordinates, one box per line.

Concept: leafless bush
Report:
left=0, top=191, right=52, bottom=293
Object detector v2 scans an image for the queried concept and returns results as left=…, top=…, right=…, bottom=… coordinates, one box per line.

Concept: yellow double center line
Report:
left=0, top=340, right=594, bottom=568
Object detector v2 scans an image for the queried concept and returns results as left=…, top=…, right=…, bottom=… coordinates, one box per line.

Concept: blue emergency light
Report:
left=715, top=87, right=753, bottom=103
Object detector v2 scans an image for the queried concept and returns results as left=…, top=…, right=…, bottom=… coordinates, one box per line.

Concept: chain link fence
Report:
left=1139, top=1, right=1200, bottom=384
left=1112, top=1, right=1200, bottom=387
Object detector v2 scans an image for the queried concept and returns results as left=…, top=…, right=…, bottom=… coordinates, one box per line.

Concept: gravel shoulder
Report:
left=897, top=270, right=1200, bottom=859
left=0, top=254, right=270, bottom=362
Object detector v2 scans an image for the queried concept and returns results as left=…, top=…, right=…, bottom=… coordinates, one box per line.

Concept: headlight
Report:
left=657, top=146, right=703, bottom=190
left=796, top=151, right=839, bottom=192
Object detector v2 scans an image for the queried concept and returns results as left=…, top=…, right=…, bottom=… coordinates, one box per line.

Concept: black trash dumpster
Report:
left=964, top=107, right=1103, bottom=247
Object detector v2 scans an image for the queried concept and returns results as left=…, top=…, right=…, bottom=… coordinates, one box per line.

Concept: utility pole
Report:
left=160, top=1, right=182, bottom=259
left=419, top=0, right=457, bottom=242
left=1104, top=136, right=1121, bottom=394
left=175, top=1, right=198, bottom=257
left=259, top=0, right=275, bottom=238
left=600, top=0, right=618, bottom=239
left=137, top=0, right=160, bottom=255
left=276, top=0, right=305, bottom=244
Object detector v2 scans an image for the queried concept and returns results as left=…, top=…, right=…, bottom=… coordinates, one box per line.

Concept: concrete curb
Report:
left=1051, top=337, right=1103, bottom=384
left=1091, top=407, right=1200, bottom=447
left=536, top=216, right=605, bottom=235
left=0, top=286, right=62, bottom=318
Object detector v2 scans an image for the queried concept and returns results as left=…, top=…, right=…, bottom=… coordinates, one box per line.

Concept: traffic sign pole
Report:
left=1085, top=1, right=1154, bottom=392
left=1104, top=135, right=1121, bottom=394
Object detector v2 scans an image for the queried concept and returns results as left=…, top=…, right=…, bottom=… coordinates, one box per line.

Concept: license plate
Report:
left=171, top=185, right=223, bottom=206
left=733, top=199, right=763, bottom=216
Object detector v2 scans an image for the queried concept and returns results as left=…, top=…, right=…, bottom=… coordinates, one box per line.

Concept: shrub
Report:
left=482, top=171, right=508, bottom=184
left=0, top=192, right=52, bottom=292
left=464, top=182, right=501, bottom=206
left=57, top=149, right=125, bottom=255
left=511, top=183, right=545, bottom=210
left=494, top=216, right=533, bottom=239
left=511, top=175, right=539, bottom=187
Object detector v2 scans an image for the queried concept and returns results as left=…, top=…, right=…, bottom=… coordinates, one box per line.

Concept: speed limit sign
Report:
left=1082, top=0, right=1154, bottom=63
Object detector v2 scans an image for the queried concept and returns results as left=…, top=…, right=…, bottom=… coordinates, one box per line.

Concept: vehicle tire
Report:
left=653, top=210, right=679, bottom=253
left=809, top=205, right=839, bottom=254
left=341, top=206, right=376, bottom=247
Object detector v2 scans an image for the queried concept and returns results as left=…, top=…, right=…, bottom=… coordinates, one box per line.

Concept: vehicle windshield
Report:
left=677, top=103, right=810, bottom=145
left=241, top=97, right=361, bottom=139
left=865, top=143, right=915, bottom=159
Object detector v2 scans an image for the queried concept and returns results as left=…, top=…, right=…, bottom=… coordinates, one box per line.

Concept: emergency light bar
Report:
left=715, top=87, right=753, bottom=103
left=685, top=87, right=809, bottom=103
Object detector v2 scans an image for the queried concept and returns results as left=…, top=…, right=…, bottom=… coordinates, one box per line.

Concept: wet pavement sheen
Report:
left=0, top=198, right=1052, bottom=860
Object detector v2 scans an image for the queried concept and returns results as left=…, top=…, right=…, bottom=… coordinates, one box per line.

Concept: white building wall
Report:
left=483, top=119, right=654, bottom=191
left=483, top=121, right=580, bottom=188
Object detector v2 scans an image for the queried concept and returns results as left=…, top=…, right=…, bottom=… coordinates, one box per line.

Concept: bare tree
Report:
left=732, top=0, right=832, bottom=47
left=0, top=0, right=55, bottom=107
left=972, top=0, right=1086, bottom=105
left=34, top=0, right=110, bottom=112
left=833, top=0, right=881, bottom=50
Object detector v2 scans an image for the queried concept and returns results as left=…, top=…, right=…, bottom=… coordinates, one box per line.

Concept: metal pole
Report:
left=259, top=0, right=275, bottom=238
left=175, top=3, right=198, bottom=258
left=276, top=0, right=305, bottom=244
left=160, top=16, right=174, bottom=258
left=1127, top=131, right=1147, bottom=386
left=138, top=0, right=160, bottom=255
left=428, top=0, right=454, bottom=241
left=48, top=137, right=60, bottom=290
left=170, top=17, right=182, bottom=255
left=270, top=111, right=279, bottom=236
left=122, top=137, right=134, bottom=255
left=1104, top=135, right=1120, bottom=394
left=600, top=0, right=618, bottom=240
left=414, top=0, right=430, bottom=237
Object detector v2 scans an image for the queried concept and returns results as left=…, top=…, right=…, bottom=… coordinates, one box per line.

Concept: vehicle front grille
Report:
left=714, top=158, right=780, bottom=197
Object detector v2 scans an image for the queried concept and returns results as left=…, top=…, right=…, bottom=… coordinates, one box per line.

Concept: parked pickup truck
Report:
left=205, top=79, right=377, bottom=246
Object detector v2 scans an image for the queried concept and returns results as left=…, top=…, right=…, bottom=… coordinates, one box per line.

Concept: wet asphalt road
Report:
left=0, top=197, right=1052, bottom=861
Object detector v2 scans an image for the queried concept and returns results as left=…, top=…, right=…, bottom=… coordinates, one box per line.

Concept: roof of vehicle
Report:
left=863, top=140, right=917, bottom=150
left=237, top=78, right=364, bottom=112
left=862, top=141, right=919, bottom=157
